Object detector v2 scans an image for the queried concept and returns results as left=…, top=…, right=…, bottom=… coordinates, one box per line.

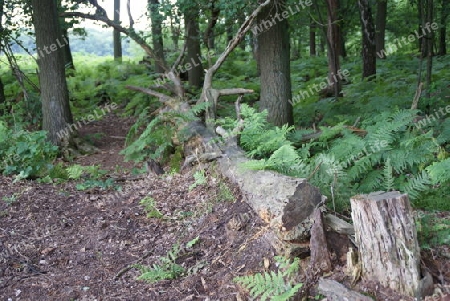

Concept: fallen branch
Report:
left=125, top=85, right=171, bottom=102
left=205, top=88, right=254, bottom=120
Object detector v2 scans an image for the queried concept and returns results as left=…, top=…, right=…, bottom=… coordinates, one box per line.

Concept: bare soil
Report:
left=0, top=113, right=449, bottom=301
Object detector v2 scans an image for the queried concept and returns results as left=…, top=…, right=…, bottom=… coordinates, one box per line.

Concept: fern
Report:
left=234, top=256, right=302, bottom=301
left=66, top=164, right=84, bottom=180
left=426, top=158, right=450, bottom=185
left=401, top=171, right=432, bottom=200
left=134, top=244, right=185, bottom=283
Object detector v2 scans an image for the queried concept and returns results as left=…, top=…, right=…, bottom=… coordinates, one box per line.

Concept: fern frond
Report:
left=66, top=164, right=84, bottom=180
left=401, top=170, right=432, bottom=199
left=426, top=158, right=450, bottom=185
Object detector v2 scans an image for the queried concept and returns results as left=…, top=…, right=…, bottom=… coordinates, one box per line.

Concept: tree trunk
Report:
left=350, top=192, right=432, bottom=299
left=149, top=0, right=166, bottom=73
left=375, top=0, right=387, bottom=59
left=438, top=0, right=447, bottom=55
left=217, top=142, right=325, bottom=257
left=203, top=1, right=220, bottom=50
left=62, top=28, right=75, bottom=69
left=358, top=0, right=376, bottom=78
left=184, top=8, right=204, bottom=88
left=257, top=0, right=293, bottom=126
left=425, top=0, right=434, bottom=98
left=0, top=0, right=5, bottom=110
left=32, top=0, right=73, bottom=145
left=324, top=0, right=342, bottom=98
left=309, top=16, right=316, bottom=56
left=113, top=0, right=122, bottom=61
left=170, top=19, right=180, bottom=51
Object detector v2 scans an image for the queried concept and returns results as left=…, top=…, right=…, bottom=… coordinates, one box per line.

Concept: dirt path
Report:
left=1, top=113, right=449, bottom=301
left=0, top=114, right=274, bottom=301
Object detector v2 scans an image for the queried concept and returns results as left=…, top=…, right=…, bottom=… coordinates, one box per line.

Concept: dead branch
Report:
left=198, top=0, right=271, bottom=105
left=125, top=85, right=171, bottom=102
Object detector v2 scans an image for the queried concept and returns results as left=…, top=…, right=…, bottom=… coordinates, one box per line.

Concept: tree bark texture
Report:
left=184, top=8, right=204, bottom=88
left=350, top=191, right=424, bottom=298
left=149, top=0, right=166, bottom=73
left=32, top=0, right=73, bottom=145
left=358, top=0, right=377, bottom=78
left=257, top=0, right=293, bottom=126
left=375, top=0, right=387, bottom=59
left=113, top=0, right=122, bottom=61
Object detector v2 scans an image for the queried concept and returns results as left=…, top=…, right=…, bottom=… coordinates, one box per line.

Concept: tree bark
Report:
left=0, top=0, right=5, bottom=110
left=217, top=143, right=325, bottom=257
left=257, top=0, right=293, bottom=126
left=358, top=0, right=377, bottom=78
left=375, top=0, right=387, bottom=59
left=438, top=0, right=448, bottom=55
left=309, top=16, right=316, bottom=56
left=425, top=0, right=434, bottom=98
left=170, top=18, right=180, bottom=51
left=350, top=191, right=431, bottom=299
left=184, top=7, right=204, bottom=88
left=61, top=28, right=75, bottom=69
left=321, top=0, right=342, bottom=98
left=149, top=0, right=166, bottom=73
left=113, top=0, right=122, bottom=61
left=203, top=0, right=220, bottom=50
left=32, top=0, right=73, bottom=145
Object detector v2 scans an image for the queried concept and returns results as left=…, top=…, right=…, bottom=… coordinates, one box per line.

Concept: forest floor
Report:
left=0, top=113, right=449, bottom=301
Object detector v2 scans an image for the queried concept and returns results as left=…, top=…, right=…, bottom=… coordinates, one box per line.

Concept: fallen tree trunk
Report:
left=216, top=142, right=326, bottom=257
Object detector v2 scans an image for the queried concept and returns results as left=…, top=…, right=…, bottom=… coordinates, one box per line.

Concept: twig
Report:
left=411, top=82, right=423, bottom=110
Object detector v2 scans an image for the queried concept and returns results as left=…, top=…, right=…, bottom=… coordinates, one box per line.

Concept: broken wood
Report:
left=350, top=191, right=432, bottom=299
left=125, top=85, right=171, bottom=102
left=318, top=279, right=373, bottom=301
left=309, top=209, right=332, bottom=273
left=205, top=88, right=254, bottom=120
left=217, top=143, right=326, bottom=257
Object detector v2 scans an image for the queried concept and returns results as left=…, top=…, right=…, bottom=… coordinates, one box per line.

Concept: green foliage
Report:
left=417, top=213, right=450, bottom=249
left=140, top=196, right=164, bottom=219
left=122, top=102, right=208, bottom=164
left=189, top=170, right=207, bottom=191
left=134, top=244, right=185, bottom=283
left=66, top=164, right=84, bottom=180
left=0, top=121, right=58, bottom=181
left=238, top=104, right=294, bottom=159
left=234, top=256, right=303, bottom=301
left=231, top=106, right=450, bottom=212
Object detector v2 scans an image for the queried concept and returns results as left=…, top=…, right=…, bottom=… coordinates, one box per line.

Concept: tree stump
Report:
left=350, top=191, right=425, bottom=299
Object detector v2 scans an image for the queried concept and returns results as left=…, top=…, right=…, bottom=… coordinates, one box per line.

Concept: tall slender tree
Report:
left=375, top=0, right=388, bottom=59
left=149, top=0, right=166, bottom=73
left=0, top=0, right=5, bottom=109
left=184, top=3, right=203, bottom=88
left=358, top=0, right=376, bottom=78
left=113, top=0, right=122, bottom=61
left=31, top=0, right=73, bottom=145
left=438, top=0, right=448, bottom=55
left=257, top=0, right=293, bottom=126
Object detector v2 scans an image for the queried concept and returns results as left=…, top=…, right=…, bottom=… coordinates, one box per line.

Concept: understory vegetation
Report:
left=0, top=51, right=449, bottom=246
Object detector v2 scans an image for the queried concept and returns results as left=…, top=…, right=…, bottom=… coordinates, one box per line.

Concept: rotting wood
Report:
left=309, top=209, right=332, bottom=274
left=217, top=143, right=326, bottom=257
left=350, top=191, right=433, bottom=299
left=205, top=88, right=254, bottom=120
